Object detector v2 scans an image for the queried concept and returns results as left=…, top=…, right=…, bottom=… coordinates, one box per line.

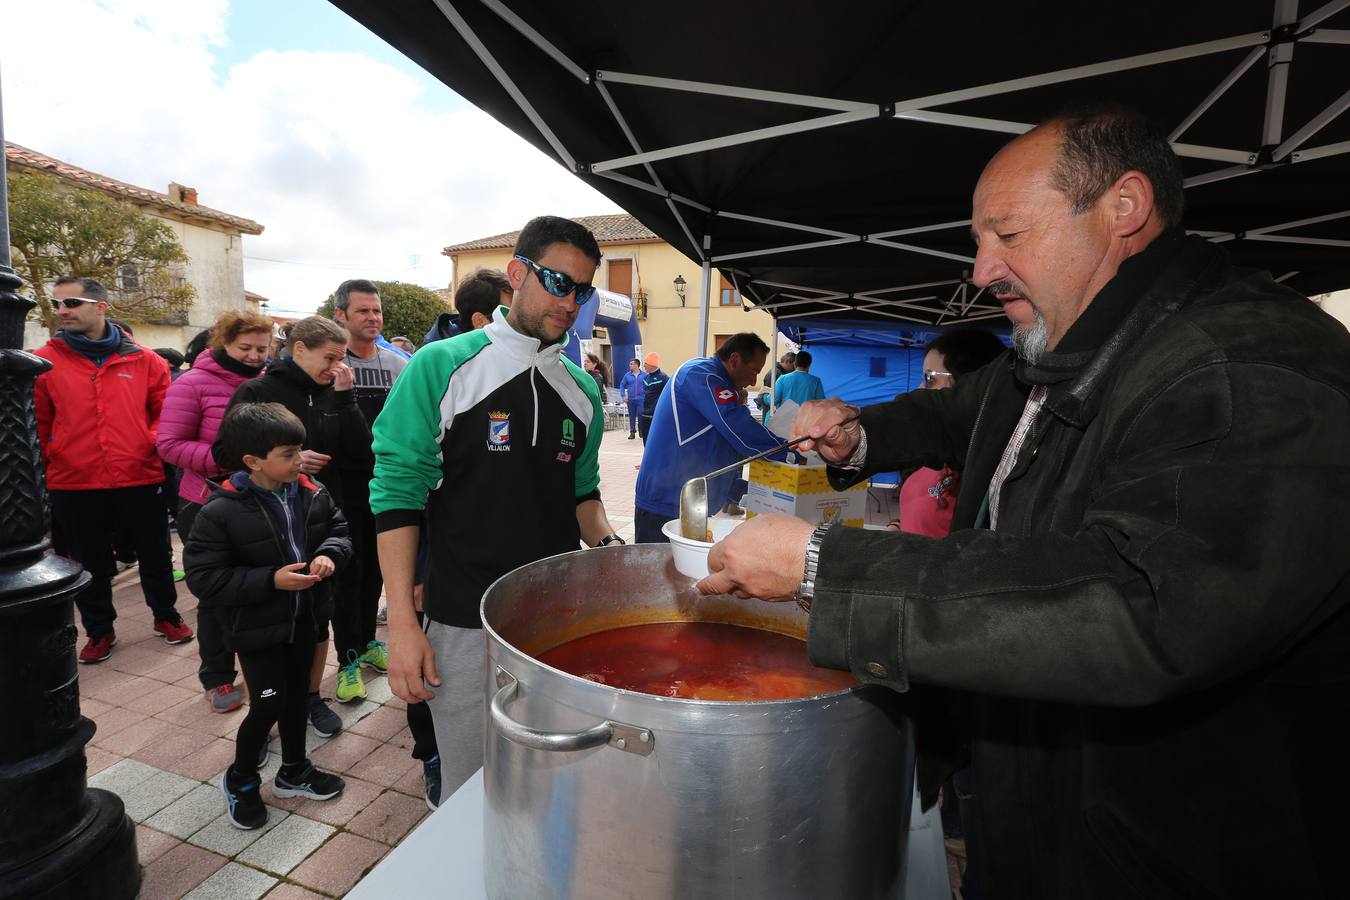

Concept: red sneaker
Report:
left=206, top=683, right=243, bottom=714
left=153, top=615, right=195, bottom=645
left=79, top=632, right=116, bottom=664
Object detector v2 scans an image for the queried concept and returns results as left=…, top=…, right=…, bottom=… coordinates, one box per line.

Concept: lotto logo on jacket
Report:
left=714, top=387, right=737, bottom=404
left=488, top=411, right=511, bottom=450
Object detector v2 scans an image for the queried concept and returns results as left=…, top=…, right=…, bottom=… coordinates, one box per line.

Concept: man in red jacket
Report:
left=35, top=276, right=193, bottom=663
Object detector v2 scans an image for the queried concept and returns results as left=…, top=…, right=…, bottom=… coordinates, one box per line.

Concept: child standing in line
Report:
left=185, top=402, right=353, bottom=829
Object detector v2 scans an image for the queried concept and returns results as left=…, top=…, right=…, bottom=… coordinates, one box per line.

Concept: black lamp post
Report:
left=673, top=274, right=687, bottom=306
left=0, top=67, right=139, bottom=899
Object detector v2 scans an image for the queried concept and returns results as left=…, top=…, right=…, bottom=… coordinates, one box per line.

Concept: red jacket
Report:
left=34, top=331, right=171, bottom=490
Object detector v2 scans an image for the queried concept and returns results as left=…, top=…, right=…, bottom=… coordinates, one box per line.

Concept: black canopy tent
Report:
left=331, top=0, right=1350, bottom=352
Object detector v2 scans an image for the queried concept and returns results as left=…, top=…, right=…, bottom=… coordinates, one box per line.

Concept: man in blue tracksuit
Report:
left=617, top=358, right=643, bottom=439
left=634, top=333, right=790, bottom=543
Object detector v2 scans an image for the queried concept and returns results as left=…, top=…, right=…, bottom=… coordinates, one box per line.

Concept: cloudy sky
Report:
left=1, top=0, right=620, bottom=314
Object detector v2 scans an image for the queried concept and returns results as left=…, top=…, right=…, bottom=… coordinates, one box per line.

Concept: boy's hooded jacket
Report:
left=184, top=473, right=352, bottom=652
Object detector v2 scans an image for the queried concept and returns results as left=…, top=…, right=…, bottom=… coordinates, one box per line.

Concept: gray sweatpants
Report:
left=422, top=620, right=486, bottom=799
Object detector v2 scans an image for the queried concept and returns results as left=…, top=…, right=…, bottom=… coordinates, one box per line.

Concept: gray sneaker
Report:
left=207, top=683, right=243, bottom=714
left=307, top=694, right=343, bottom=738
left=375, top=606, right=387, bottom=625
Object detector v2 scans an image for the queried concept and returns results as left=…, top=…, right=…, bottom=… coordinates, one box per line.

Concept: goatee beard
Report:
left=1012, top=309, right=1049, bottom=365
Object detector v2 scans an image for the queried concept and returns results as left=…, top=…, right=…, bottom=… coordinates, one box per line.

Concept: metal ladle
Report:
left=678, top=414, right=860, bottom=541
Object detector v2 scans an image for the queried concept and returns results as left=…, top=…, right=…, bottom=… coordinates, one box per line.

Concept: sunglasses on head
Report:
left=514, top=255, right=596, bottom=306
left=922, top=369, right=953, bottom=387
left=51, top=297, right=102, bottom=310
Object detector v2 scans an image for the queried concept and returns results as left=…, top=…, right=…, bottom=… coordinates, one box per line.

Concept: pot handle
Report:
left=491, top=666, right=654, bottom=757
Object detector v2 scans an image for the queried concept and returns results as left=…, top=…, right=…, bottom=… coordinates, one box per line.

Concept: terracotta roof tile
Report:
left=443, top=214, right=657, bottom=254
left=5, top=142, right=264, bottom=235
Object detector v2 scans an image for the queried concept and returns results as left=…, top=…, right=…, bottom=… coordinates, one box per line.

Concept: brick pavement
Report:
left=79, top=433, right=645, bottom=898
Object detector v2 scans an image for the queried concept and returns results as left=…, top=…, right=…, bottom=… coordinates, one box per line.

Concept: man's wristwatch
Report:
left=597, top=534, right=626, bottom=547
left=795, top=524, right=832, bottom=611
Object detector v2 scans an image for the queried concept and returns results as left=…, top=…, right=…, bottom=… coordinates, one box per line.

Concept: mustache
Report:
left=987, top=280, right=1028, bottom=299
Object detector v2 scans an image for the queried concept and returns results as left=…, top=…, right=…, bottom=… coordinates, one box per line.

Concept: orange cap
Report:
left=644, top=352, right=660, bottom=367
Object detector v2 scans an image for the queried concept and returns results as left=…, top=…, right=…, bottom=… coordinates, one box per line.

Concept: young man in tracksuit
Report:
left=372, top=216, right=623, bottom=799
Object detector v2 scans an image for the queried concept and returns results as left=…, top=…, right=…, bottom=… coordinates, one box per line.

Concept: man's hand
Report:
left=299, top=449, right=332, bottom=475
left=388, top=620, right=441, bottom=703
left=792, top=398, right=862, bottom=465
left=274, top=562, right=320, bottom=590
left=697, top=514, right=814, bottom=601
left=332, top=363, right=354, bottom=392
left=308, top=555, right=335, bottom=579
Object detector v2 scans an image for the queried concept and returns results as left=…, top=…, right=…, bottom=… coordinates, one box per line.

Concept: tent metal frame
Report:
left=430, top=0, right=1350, bottom=353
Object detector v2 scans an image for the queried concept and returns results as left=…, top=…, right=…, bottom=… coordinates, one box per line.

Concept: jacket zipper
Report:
left=252, top=491, right=304, bottom=644
left=529, top=361, right=540, bottom=447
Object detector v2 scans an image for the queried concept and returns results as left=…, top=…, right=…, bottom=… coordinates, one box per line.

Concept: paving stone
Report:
left=237, top=814, right=334, bottom=875
left=80, top=696, right=115, bottom=719
left=346, top=788, right=430, bottom=845
left=183, top=862, right=277, bottom=900
left=348, top=704, right=405, bottom=742
left=346, top=741, right=419, bottom=788
left=106, top=643, right=179, bottom=678
left=131, top=724, right=215, bottom=770
left=161, top=737, right=241, bottom=782
left=288, top=831, right=388, bottom=896
left=390, top=726, right=416, bottom=751
left=85, top=744, right=123, bottom=777
left=390, top=758, right=428, bottom=799
left=83, top=671, right=162, bottom=705
left=136, top=842, right=229, bottom=900
left=88, top=757, right=158, bottom=794
left=135, top=824, right=182, bottom=865
left=123, top=681, right=198, bottom=715
left=92, top=714, right=179, bottom=756
left=308, top=731, right=381, bottom=774
left=263, top=775, right=383, bottom=826
left=188, top=810, right=289, bottom=857
left=117, top=767, right=199, bottom=822
left=262, top=884, right=328, bottom=900
left=335, top=697, right=380, bottom=730
left=87, top=705, right=149, bottom=741
left=363, top=676, right=395, bottom=705
left=150, top=655, right=204, bottom=684
left=146, top=782, right=228, bottom=838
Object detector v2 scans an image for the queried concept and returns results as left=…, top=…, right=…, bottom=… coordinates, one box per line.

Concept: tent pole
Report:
left=771, top=322, right=779, bottom=388
left=698, top=236, right=712, bottom=358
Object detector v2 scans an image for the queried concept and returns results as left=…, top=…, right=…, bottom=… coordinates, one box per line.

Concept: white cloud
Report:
left=2, top=0, right=619, bottom=314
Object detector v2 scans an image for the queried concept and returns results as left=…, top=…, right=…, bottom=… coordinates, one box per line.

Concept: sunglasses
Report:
left=514, top=255, right=596, bottom=306
left=51, top=297, right=103, bottom=310
left=922, top=369, right=953, bottom=387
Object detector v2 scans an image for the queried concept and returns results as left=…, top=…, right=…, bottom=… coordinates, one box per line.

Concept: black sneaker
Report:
left=274, top=760, right=345, bottom=800
left=221, top=766, right=267, bottom=830
left=423, top=754, right=442, bottom=812
left=307, top=693, right=342, bottom=738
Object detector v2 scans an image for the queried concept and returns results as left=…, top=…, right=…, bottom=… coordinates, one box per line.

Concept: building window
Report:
left=117, top=264, right=141, bottom=291
left=719, top=274, right=739, bottom=306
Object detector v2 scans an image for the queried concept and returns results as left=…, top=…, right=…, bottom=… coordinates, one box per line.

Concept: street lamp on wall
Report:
left=673, top=274, right=687, bottom=306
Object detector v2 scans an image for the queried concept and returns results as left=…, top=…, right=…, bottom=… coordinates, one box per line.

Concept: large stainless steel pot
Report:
left=481, top=543, right=912, bottom=899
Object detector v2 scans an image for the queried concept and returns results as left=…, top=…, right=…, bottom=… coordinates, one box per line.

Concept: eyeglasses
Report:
left=51, top=297, right=102, bottom=310
left=922, top=369, right=953, bottom=387
left=513, top=255, right=596, bottom=306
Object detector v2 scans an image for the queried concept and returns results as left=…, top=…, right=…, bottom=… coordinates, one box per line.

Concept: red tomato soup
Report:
left=537, top=622, right=857, bottom=701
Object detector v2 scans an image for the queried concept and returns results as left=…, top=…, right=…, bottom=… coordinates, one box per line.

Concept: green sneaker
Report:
left=335, top=658, right=366, bottom=703
left=358, top=640, right=388, bottom=673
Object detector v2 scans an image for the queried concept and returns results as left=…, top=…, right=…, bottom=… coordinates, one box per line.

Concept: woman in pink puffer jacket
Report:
left=157, top=308, right=274, bottom=713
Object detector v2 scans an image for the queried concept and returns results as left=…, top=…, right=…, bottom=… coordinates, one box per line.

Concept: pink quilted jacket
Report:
left=156, top=350, right=260, bottom=505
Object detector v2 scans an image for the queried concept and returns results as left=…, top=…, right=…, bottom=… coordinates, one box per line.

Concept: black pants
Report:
left=50, top=484, right=180, bottom=637
left=634, top=507, right=671, bottom=544
left=638, top=415, right=653, bottom=443
left=235, top=634, right=316, bottom=774
left=407, top=611, right=439, bottom=762
left=333, top=489, right=382, bottom=667
left=178, top=501, right=238, bottom=690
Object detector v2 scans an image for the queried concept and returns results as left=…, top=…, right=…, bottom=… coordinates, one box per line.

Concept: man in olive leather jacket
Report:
left=702, top=110, right=1350, bottom=898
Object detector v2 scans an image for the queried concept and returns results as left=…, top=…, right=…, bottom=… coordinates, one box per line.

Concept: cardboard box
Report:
left=744, top=459, right=867, bottom=527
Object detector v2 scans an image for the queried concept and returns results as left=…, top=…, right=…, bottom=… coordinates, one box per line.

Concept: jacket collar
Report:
left=483, top=306, right=567, bottom=363
left=267, top=357, right=330, bottom=395
left=1043, top=234, right=1231, bottom=428
left=218, top=472, right=321, bottom=496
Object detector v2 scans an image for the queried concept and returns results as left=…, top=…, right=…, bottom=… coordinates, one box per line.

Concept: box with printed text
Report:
left=743, top=459, right=866, bottom=527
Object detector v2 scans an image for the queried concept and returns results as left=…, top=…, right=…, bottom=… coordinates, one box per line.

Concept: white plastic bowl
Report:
left=662, top=517, right=743, bottom=579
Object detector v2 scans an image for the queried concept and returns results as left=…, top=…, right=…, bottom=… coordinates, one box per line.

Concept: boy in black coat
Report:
left=186, top=402, right=353, bottom=829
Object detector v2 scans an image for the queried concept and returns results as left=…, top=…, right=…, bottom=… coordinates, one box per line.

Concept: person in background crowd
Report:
left=187, top=402, right=352, bottom=830
left=585, top=352, right=611, bottom=389
left=702, top=109, right=1350, bottom=897
left=758, top=350, right=798, bottom=424
left=330, top=279, right=408, bottom=703
left=582, top=353, right=606, bottom=397
left=157, top=308, right=274, bottom=713
left=35, top=276, right=193, bottom=663
left=184, top=327, right=211, bottom=367
left=772, top=350, right=826, bottom=416
left=374, top=215, right=623, bottom=800
left=155, top=347, right=186, bottom=380
left=634, top=333, right=792, bottom=543
left=224, top=315, right=370, bottom=737
left=638, top=351, right=669, bottom=442
left=389, top=336, right=417, bottom=355
left=618, top=358, right=643, bottom=439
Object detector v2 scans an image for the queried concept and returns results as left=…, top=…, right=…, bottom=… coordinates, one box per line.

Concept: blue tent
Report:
left=777, top=318, right=1009, bottom=408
